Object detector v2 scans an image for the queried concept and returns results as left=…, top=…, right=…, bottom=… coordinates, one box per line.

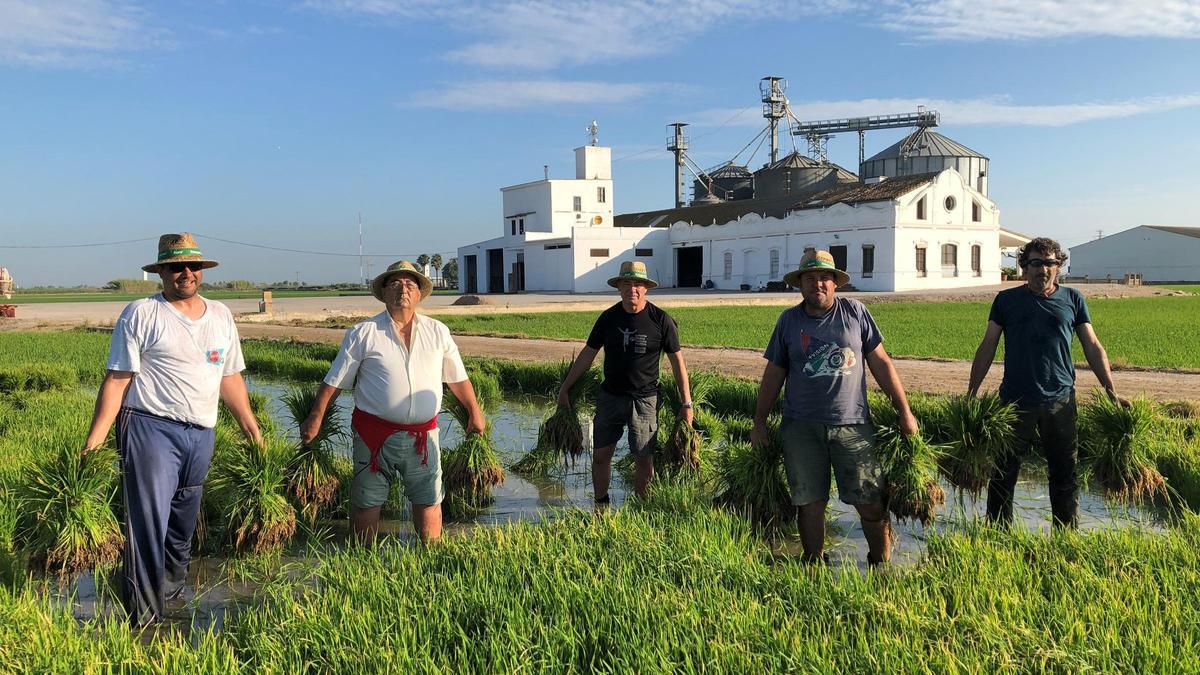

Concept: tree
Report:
left=416, top=254, right=430, bottom=277
left=430, top=254, right=443, bottom=287
left=442, top=258, right=458, bottom=287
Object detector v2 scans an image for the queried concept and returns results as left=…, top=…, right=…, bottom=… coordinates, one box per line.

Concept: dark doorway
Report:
left=464, top=255, right=478, bottom=294
left=829, top=245, right=848, bottom=286
left=510, top=252, right=525, bottom=293
left=487, top=249, right=504, bottom=293
left=676, top=246, right=703, bottom=288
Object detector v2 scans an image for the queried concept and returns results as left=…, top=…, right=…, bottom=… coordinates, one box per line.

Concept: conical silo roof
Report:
left=865, top=129, right=987, bottom=162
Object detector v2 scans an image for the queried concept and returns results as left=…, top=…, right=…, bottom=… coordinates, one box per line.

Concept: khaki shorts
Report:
left=351, top=429, right=444, bottom=508
left=592, top=389, right=659, bottom=458
left=780, top=418, right=882, bottom=506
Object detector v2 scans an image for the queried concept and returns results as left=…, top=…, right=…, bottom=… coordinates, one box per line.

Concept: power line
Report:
left=0, top=236, right=158, bottom=249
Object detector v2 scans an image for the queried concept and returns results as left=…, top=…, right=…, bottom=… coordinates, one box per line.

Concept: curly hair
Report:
left=1017, top=237, right=1068, bottom=268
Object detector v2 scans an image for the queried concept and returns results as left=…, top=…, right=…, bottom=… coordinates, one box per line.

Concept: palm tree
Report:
left=430, top=254, right=443, bottom=287
left=416, top=254, right=430, bottom=277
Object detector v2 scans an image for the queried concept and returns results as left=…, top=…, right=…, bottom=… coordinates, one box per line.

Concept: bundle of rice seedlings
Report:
left=442, top=378, right=504, bottom=509
left=1079, top=394, right=1169, bottom=504
left=938, top=394, right=1018, bottom=497
left=281, top=387, right=344, bottom=522
left=869, top=392, right=945, bottom=526
left=713, top=436, right=794, bottom=528
left=208, top=435, right=297, bottom=553
left=721, top=415, right=754, bottom=445
left=16, top=441, right=123, bottom=576
left=218, top=389, right=277, bottom=437
left=659, top=373, right=716, bottom=472
left=1162, top=400, right=1200, bottom=420
left=706, top=378, right=763, bottom=418
left=515, top=360, right=593, bottom=474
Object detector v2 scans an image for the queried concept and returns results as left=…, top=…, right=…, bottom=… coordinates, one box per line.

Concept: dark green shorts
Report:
left=592, top=389, right=659, bottom=457
left=780, top=418, right=883, bottom=506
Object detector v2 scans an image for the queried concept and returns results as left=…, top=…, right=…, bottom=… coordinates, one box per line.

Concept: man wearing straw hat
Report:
left=301, top=260, right=485, bottom=543
left=557, top=260, right=693, bottom=503
left=751, top=249, right=917, bottom=566
left=83, top=233, right=263, bottom=627
left=968, top=236, right=1124, bottom=529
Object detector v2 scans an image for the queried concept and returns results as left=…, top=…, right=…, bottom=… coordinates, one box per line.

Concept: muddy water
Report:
left=58, top=380, right=1163, bottom=635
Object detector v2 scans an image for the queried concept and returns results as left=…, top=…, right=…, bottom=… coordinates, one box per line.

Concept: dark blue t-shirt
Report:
left=763, top=297, right=883, bottom=425
left=989, top=285, right=1091, bottom=407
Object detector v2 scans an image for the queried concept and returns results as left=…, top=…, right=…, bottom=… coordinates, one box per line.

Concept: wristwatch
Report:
left=680, top=402, right=693, bottom=409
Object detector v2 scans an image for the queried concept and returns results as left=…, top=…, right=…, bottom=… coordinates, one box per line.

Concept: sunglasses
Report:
left=1025, top=259, right=1061, bottom=269
left=165, top=262, right=205, bottom=273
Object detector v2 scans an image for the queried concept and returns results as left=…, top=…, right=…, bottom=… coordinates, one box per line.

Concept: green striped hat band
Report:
left=620, top=271, right=648, bottom=278
left=158, top=247, right=202, bottom=260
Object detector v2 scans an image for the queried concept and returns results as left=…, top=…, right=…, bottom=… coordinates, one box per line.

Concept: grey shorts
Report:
left=351, top=429, right=444, bottom=508
left=592, top=389, right=659, bottom=458
left=780, top=418, right=883, bottom=507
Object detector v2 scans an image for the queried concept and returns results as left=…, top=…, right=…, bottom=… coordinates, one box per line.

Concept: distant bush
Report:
left=104, top=279, right=161, bottom=293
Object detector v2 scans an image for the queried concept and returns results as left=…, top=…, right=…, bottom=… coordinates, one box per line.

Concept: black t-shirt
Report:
left=586, top=301, right=681, bottom=398
left=988, top=284, right=1091, bottom=407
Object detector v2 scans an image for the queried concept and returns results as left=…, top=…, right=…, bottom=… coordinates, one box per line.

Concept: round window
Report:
left=944, top=196, right=957, bottom=211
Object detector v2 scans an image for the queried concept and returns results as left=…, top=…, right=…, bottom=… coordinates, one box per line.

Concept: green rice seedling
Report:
left=281, top=387, right=343, bottom=523
left=442, top=377, right=504, bottom=510
left=714, top=416, right=793, bottom=527
left=659, top=373, right=716, bottom=472
left=467, top=367, right=503, bottom=409
left=515, top=360, right=594, bottom=474
left=692, top=407, right=725, bottom=448
left=0, top=363, right=78, bottom=394
left=1079, top=394, right=1169, bottom=504
left=907, top=391, right=949, bottom=443
left=938, top=394, right=1018, bottom=497
left=218, top=389, right=277, bottom=438
left=705, top=377, right=762, bottom=418
left=1163, top=400, right=1200, bottom=419
left=722, top=415, right=754, bottom=444
left=208, top=435, right=297, bottom=553
left=870, top=391, right=945, bottom=526
left=15, top=442, right=123, bottom=577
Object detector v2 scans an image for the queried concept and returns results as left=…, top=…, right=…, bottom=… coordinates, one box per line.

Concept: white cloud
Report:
left=0, top=0, right=163, bottom=66
left=406, top=79, right=669, bottom=109
left=689, top=94, right=1200, bottom=127
left=878, top=0, right=1200, bottom=41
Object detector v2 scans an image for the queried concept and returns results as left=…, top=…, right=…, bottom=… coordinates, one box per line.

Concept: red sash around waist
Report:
left=351, top=408, right=438, bottom=473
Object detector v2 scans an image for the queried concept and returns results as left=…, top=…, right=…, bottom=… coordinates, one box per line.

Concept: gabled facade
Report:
left=1068, top=225, right=1200, bottom=283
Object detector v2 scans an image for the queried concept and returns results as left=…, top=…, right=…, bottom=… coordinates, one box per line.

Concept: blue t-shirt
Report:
left=763, top=297, right=883, bottom=425
left=988, top=285, right=1091, bottom=407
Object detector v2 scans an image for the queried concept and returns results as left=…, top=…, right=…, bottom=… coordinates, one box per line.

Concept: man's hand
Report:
left=1108, top=390, right=1131, bottom=408
left=80, top=441, right=101, bottom=456
left=898, top=409, right=919, bottom=436
left=557, top=388, right=571, bottom=409
left=466, top=409, right=486, bottom=435
left=299, top=413, right=321, bottom=446
left=680, top=405, right=694, bottom=426
left=750, top=420, right=770, bottom=448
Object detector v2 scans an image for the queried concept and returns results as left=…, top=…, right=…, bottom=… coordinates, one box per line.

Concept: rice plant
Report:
left=659, top=373, right=716, bottom=473
left=218, top=389, right=277, bottom=438
left=442, top=375, right=504, bottom=512
left=713, top=417, right=794, bottom=527
left=207, top=435, right=297, bottom=553
left=1080, top=394, right=1169, bottom=504
left=0, top=363, right=78, bottom=394
left=15, top=442, right=123, bottom=577
left=514, top=361, right=594, bottom=475
left=939, top=394, right=1018, bottom=497
left=870, top=392, right=945, bottom=526
left=281, top=387, right=343, bottom=523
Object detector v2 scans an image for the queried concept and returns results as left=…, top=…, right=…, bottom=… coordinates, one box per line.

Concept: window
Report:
left=589, top=248, right=609, bottom=258
left=723, top=252, right=733, bottom=281
left=862, top=245, right=875, bottom=278
left=518, top=218, right=525, bottom=234
left=510, top=219, right=516, bottom=236
left=941, top=243, right=958, bottom=277
left=971, top=201, right=981, bottom=222
left=597, top=187, right=606, bottom=203
left=543, top=243, right=571, bottom=250
left=944, top=196, right=956, bottom=211
left=635, top=248, right=653, bottom=257
left=573, top=196, right=582, bottom=212
left=769, top=249, right=780, bottom=279
left=971, top=244, right=981, bottom=276
left=916, top=196, right=926, bottom=220
left=916, top=246, right=927, bottom=277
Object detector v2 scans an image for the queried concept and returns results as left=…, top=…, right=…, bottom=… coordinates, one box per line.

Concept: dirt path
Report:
left=238, top=324, right=1200, bottom=401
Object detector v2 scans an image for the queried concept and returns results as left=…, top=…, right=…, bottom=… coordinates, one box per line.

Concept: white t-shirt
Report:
left=107, top=294, right=246, bottom=428
left=324, top=312, right=468, bottom=424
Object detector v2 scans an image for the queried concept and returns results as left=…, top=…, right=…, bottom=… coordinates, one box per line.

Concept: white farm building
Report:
left=1068, top=226, right=1200, bottom=283
left=457, top=117, right=1029, bottom=294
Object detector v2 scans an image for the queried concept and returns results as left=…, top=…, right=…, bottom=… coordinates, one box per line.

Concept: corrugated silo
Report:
left=859, top=128, right=989, bottom=195
left=752, top=151, right=858, bottom=200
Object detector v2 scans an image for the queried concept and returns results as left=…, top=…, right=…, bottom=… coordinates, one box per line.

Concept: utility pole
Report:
left=358, top=212, right=364, bottom=286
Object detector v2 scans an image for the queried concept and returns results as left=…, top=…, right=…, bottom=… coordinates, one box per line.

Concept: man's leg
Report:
left=591, top=444, right=617, bottom=502
left=986, top=407, right=1036, bottom=526
left=797, top=501, right=828, bottom=561
left=590, top=390, right=626, bottom=503
left=633, top=455, right=655, bottom=497
left=855, top=502, right=892, bottom=565
left=164, top=426, right=214, bottom=601
left=628, top=393, right=659, bottom=498
left=781, top=419, right=831, bottom=561
left=351, top=506, right=382, bottom=544
left=349, top=431, right=392, bottom=545
left=411, top=503, right=443, bottom=542
left=1041, top=394, right=1080, bottom=529
left=829, top=424, right=890, bottom=564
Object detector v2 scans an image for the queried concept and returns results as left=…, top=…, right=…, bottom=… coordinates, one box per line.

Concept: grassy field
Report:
left=435, top=296, right=1200, bottom=370
left=1160, top=285, right=1200, bottom=294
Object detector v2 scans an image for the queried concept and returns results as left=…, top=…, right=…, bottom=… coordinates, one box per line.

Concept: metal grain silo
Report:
left=693, top=163, right=754, bottom=202
left=859, top=129, right=989, bottom=195
left=752, top=151, right=858, bottom=200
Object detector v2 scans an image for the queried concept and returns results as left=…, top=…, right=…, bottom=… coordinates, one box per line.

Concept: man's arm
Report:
left=750, top=362, right=787, bottom=447
left=556, top=346, right=600, bottom=407
left=967, top=321, right=1003, bottom=397
left=300, top=382, right=342, bottom=445
left=865, top=344, right=918, bottom=436
left=1077, top=322, right=1122, bottom=401
left=665, top=350, right=693, bottom=425
left=446, top=378, right=486, bottom=434
left=220, top=373, right=263, bottom=444
left=82, top=370, right=135, bottom=453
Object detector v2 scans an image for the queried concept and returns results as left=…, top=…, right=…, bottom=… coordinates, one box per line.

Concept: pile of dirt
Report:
left=452, top=295, right=493, bottom=306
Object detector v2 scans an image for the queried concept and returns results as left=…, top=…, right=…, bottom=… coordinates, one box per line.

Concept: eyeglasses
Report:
left=165, top=262, right=204, bottom=274
left=385, top=277, right=420, bottom=289
left=1026, top=259, right=1061, bottom=269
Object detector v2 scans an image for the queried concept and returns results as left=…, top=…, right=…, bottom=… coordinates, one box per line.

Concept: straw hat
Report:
left=371, top=260, right=433, bottom=301
left=142, top=233, right=219, bottom=273
left=783, top=250, right=850, bottom=288
left=607, top=260, right=658, bottom=289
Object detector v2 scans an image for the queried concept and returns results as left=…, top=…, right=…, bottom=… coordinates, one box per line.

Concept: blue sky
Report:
left=2, top=0, right=1199, bottom=286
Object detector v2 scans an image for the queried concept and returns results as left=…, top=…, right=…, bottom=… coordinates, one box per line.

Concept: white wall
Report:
left=1068, top=226, right=1200, bottom=282
left=570, top=228, right=670, bottom=293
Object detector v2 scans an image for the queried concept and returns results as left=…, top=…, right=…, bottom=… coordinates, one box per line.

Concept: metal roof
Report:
left=791, top=173, right=938, bottom=210
left=613, top=192, right=812, bottom=228
left=864, top=129, right=988, bottom=162
left=706, top=163, right=752, bottom=178
left=755, top=151, right=857, bottom=177
left=1146, top=225, right=1200, bottom=240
